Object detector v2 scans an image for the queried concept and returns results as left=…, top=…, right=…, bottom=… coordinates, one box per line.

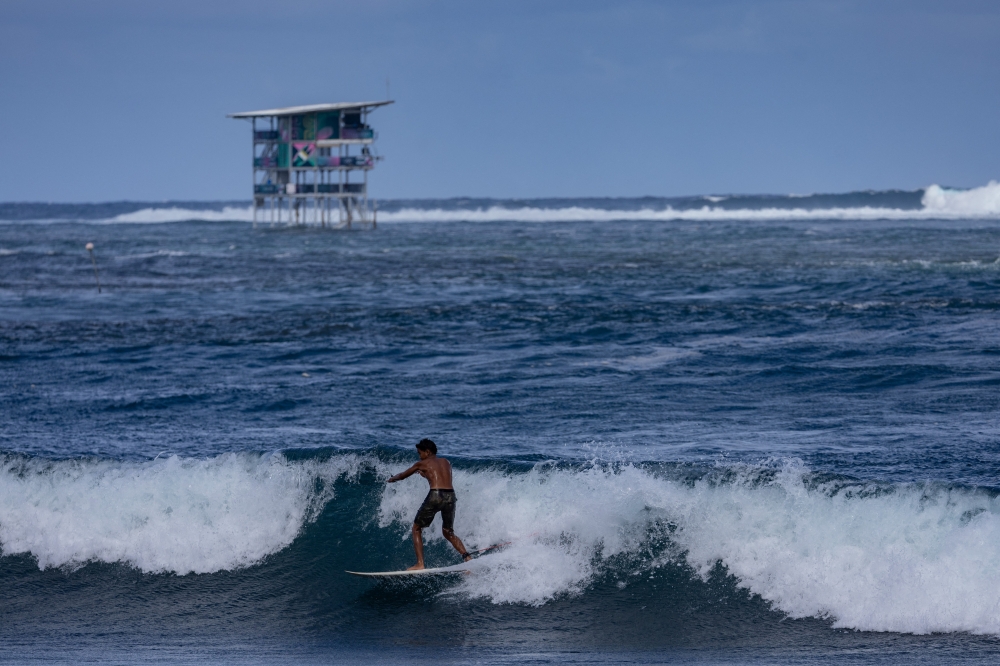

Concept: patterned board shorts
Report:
left=413, top=489, right=457, bottom=529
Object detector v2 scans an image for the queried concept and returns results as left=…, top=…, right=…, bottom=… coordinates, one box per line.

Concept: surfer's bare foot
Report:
left=406, top=563, right=425, bottom=571
left=462, top=552, right=472, bottom=563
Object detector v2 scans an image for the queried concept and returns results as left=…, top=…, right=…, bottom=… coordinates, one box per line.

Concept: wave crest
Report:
left=0, top=452, right=368, bottom=574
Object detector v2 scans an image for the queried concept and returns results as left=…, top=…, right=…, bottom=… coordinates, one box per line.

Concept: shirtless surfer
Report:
left=387, top=439, right=472, bottom=570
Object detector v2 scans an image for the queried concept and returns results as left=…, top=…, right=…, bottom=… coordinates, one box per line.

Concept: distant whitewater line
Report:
left=2, top=181, right=1000, bottom=223
left=111, top=206, right=254, bottom=224
left=380, top=182, right=1000, bottom=223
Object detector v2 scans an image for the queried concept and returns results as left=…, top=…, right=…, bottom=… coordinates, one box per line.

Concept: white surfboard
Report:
left=346, top=562, right=471, bottom=577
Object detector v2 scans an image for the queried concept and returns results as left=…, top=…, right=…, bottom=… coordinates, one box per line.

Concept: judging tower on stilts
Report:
left=228, top=100, right=393, bottom=228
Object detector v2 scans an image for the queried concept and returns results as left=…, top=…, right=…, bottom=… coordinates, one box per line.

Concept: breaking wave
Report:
left=110, top=206, right=255, bottom=223
left=5, top=450, right=1000, bottom=635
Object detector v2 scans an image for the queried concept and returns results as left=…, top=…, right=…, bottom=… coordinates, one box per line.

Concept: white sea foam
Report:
left=605, top=346, right=701, bottom=371
left=381, top=460, right=1000, bottom=634
left=0, top=453, right=366, bottom=574
left=377, top=204, right=908, bottom=223
left=109, top=206, right=254, bottom=223
left=118, top=249, right=192, bottom=260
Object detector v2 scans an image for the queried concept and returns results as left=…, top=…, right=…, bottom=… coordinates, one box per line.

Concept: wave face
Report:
left=6, top=450, right=1000, bottom=639
left=3, top=181, right=1000, bottom=224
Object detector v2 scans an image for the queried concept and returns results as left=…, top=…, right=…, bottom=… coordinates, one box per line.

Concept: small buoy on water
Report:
left=85, top=242, right=94, bottom=251
left=302, top=372, right=311, bottom=378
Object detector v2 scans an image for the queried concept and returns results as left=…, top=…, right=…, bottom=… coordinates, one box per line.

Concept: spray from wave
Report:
left=921, top=182, right=1000, bottom=216
left=5, top=451, right=1000, bottom=635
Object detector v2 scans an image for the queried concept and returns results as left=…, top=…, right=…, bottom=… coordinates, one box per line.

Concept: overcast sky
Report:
left=1, top=0, right=998, bottom=202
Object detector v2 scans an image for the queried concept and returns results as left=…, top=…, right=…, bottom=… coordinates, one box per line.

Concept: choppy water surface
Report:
left=3, top=191, right=1000, bottom=663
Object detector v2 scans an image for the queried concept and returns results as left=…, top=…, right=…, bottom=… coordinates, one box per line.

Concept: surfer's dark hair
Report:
left=416, top=438, right=437, bottom=454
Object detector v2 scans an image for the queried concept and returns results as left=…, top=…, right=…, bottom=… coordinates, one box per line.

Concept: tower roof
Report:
left=227, top=100, right=393, bottom=118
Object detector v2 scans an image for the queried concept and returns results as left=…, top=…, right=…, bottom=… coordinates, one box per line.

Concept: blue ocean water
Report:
left=3, top=184, right=1000, bottom=663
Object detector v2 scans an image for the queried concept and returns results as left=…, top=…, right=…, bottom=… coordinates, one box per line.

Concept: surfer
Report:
left=387, top=439, right=472, bottom=570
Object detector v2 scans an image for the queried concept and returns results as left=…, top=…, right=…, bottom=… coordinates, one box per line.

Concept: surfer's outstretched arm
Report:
left=387, top=463, right=421, bottom=483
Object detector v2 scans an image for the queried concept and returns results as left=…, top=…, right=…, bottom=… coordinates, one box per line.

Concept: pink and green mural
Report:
left=292, top=142, right=317, bottom=167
